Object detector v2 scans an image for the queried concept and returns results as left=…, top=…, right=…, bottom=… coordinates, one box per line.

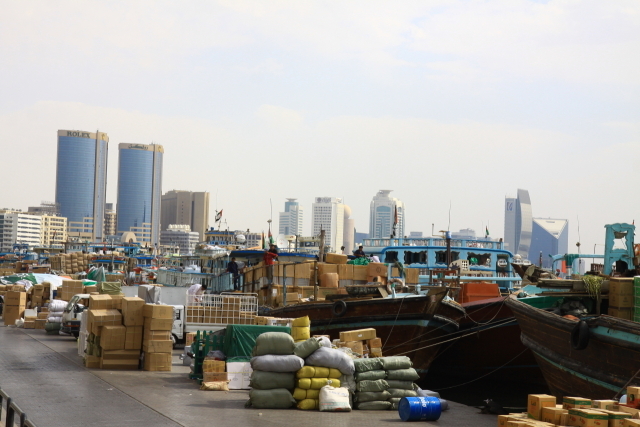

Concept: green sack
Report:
left=253, top=332, right=295, bottom=356
left=347, top=257, right=370, bottom=265
left=355, top=370, right=386, bottom=381
left=249, top=371, right=295, bottom=390
left=247, top=388, right=296, bottom=409
left=356, top=401, right=392, bottom=410
left=385, top=368, right=420, bottom=381
left=379, top=356, right=412, bottom=370
left=353, top=357, right=383, bottom=372
left=387, top=388, right=418, bottom=398
left=356, top=379, right=389, bottom=392
left=354, top=391, right=391, bottom=403
left=386, top=380, right=414, bottom=390
left=389, top=397, right=401, bottom=410
left=98, top=281, right=122, bottom=295
left=293, top=337, right=321, bottom=359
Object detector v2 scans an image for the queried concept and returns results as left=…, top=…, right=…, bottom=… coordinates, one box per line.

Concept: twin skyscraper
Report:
left=55, top=130, right=163, bottom=245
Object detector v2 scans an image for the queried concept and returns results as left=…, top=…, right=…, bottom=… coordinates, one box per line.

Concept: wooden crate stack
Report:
left=142, top=304, right=174, bottom=371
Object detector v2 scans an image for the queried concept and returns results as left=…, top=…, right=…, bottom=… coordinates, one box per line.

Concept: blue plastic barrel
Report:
left=398, top=397, right=442, bottom=421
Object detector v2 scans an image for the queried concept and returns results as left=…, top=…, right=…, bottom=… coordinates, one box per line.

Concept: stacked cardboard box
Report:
left=608, top=278, right=634, bottom=320
left=3, top=290, right=26, bottom=326
left=338, top=328, right=378, bottom=357
left=142, top=304, right=173, bottom=371
left=23, top=315, right=36, bottom=329
left=35, top=310, right=48, bottom=329
left=202, top=359, right=227, bottom=382
left=31, top=283, right=51, bottom=308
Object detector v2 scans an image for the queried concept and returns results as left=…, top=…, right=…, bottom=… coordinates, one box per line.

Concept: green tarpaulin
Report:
left=0, top=273, right=37, bottom=285
left=347, top=257, right=370, bottom=265
left=223, top=325, right=291, bottom=361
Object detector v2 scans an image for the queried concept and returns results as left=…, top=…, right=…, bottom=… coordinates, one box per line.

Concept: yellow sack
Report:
left=291, top=326, right=310, bottom=341
left=298, top=378, right=311, bottom=390
left=292, top=316, right=310, bottom=327
left=297, top=366, right=315, bottom=378
left=297, top=399, right=319, bottom=410
left=306, top=389, right=320, bottom=399
left=311, top=378, right=341, bottom=389
left=328, top=378, right=341, bottom=388
left=293, top=388, right=307, bottom=400
left=313, top=367, right=330, bottom=378
left=200, top=381, right=229, bottom=391
left=328, top=368, right=341, bottom=379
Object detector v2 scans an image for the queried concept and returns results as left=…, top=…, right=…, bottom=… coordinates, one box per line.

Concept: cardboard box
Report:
left=568, top=409, right=583, bottom=426
left=109, top=295, right=124, bottom=310
left=370, top=347, right=383, bottom=357
left=628, top=387, right=640, bottom=407
left=294, top=263, right=312, bottom=279
left=203, top=372, right=228, bottom=382
left=499, top=414, right=529, bottom=427
left=528, top=395, right=557, bottom=420
left=593, top=401, right=618, bottom=411
left=227, top=361, right=252, bottom=390
left=579, top=409, right=609, bottom=427
left=595, top=410, right=631, bottom=427
left=342, top=341, right=364, bottom=354
left=101, top=349, right=142, bottom=360
left=608, top=307, right=633, bottom=320
left=185, top=332, right=196, bottom=347
left=143, top=352, right=172, bottom=371
left=405, top=268, right=419, bottom=284
left=143, top=340, right=173, bottom=353
left=23, top=320, right=36, bottom=329
left=337, top=264, right=353, bottom=280
left=367, top=337, right=382, bottom=348
left=609, top=278, right=634, bottom=296
left=617, top=406, right=640, bottom=417
left=88, top=309, right=122, bottom=333
left=353, top=265, right=368, bottom=281
left=121, top=297, right=145, bottom=326
left=35, top=319, right=46, bottom=329
left=3, top=306, right=24, bottom=326
left=89, top=295, right=115, bottom=310
left=85, top=355, right=101, bottom=368
left=622, top=419, right=640, bottom=427
left=320, top=272, right=339, bottom=288
left=144, top=317, right=173, bottom=331
left=203, top=359, right=225, bottom=373
left=564, top=397, right=592, bottom=409
left=542, top=407, right=568, bottom=425
left=610, top=294, right=634, bottom=308
left=340, top=328, right=377, bottom=342
left=125, top=326, right=143, bottom=350
left=325, top=253, right=348, bottom=264
left=5, top=291, right=26, bottom=306
left=142, top=304, right=173, bottom=319
left=100, top=358, right=139, bottom=370
left=367, top=262, right=387, bottom=277
left=318, top=263, right=338, bottom=276
left=101, top=325, right=126, bottom=350
left=560, top=412, right=570, bottom=426
left=143, top=330, right=172, bottom=341
left=255, top=316, right=276, bottom=325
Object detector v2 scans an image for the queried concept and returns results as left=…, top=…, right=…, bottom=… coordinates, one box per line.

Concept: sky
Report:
left=0, top=0, right=639, bottom=257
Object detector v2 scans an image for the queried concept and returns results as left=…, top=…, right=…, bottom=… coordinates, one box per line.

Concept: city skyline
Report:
left=1, top=2, right=638, bottom=254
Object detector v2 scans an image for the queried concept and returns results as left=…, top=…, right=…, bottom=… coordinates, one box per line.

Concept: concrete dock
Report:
left=0, top=324, right=499, bottom=427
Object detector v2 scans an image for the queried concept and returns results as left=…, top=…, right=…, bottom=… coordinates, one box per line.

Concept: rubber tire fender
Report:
left=332, top=300, right=348, bottom=317
left=571, top=320, right=589, bottom=350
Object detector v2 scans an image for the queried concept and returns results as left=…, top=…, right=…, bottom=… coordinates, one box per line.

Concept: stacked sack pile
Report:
left=291, top=334, right=340, bottom=410
left=46, top=299, right=67, bottom=330
left=247, top=332, right=301, bottom=409
left=290, top=316, right=311, bottom=343
left=353, top=356, right=420, bottom=410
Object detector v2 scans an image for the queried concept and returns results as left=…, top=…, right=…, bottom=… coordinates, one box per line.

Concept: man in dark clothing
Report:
left=227, top=257, right=240, bottom=291
left=354, top=245, right=366, bottom=258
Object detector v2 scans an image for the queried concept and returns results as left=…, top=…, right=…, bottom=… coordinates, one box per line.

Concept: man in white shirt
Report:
left=187, top=283, right=207, bottom=304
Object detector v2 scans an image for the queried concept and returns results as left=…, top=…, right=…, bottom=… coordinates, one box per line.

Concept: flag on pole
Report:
left=215, top=210, right=223, bottom=222
left=485, top=226, right=490, bottom=237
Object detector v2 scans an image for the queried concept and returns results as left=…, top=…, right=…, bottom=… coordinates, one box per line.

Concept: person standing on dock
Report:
left=354, top=245, right=365, bottom=258
left=264, top=245, right=278, bottom=284
left=227, top=257, right=240, bottom=291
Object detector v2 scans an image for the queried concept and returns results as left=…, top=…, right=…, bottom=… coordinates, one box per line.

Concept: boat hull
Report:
left=506, top=294, right=640, bottom=400
left=269, top=290, right=461, bottom=375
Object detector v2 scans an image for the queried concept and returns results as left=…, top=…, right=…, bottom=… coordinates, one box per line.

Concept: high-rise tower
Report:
left=504, top=189, right=532, bottom=258
left=161, top=190, right=210, bottom=241
left=278, top=198, right=304, bottom=236
left=369, top=190, right=405, bottom=239
left=116, top=143, right=163, bottom=245
left=311, top=197, right=344, bottom=252
left=55, top=130, right=109, bottom=241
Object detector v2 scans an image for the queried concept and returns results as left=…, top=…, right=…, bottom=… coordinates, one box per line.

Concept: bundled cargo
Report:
left=246, top=332, right=297, bottom=409
left=291, top=316, right=311, bottom=343
left=352, top=355, right=419, bottom=410
left=293, top=365, right=342, bottom=410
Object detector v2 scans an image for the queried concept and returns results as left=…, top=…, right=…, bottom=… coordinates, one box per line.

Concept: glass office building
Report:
left=503, top=188, right=533, bottom=258
left=530, top=218, right=569, bottom=268
left=116, top=143, right=163, bottom=245
left=55, top=130, right=109, bottom=241
left=369, top=190, right=405, bottom=239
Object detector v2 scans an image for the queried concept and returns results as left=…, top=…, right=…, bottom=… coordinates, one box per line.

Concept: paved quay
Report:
left=0, top=323, right=499, bottom=427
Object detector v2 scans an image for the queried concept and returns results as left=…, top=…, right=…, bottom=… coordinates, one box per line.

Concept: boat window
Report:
left=434, top=251, right=459, bottom=264
left=403, top=251, right=427, bottom=265
left=384, top=251, right=398, bottom=263
left=612, top=231, right=627, bottom=250
left=468, top=252, right=491, bottom=266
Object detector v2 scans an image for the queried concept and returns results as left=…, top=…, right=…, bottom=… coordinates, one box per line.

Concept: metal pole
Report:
left=6, top=397, right=14, bottom=427
left=283, top=264, right=287, bottom=307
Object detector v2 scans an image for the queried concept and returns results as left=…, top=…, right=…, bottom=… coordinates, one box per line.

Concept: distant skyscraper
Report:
left=161, top=190, right=210, bottom=241
left=343, top=205, right=355, bottom=253
left=369, top=190, right=405, bottom=239
left=530, top=218, right=569, bottom=268
left=504, top=189, right=532, bottom=258
left=116, top=143, right=163, bottom=245
left=0, top=209, right=43, bottom=251
left=104, top=203, right=117, bottom=237
left=311, top=197, right=345, bottom=252
left=278, top=198, right=304, bottom=236
left=55, top=130, right=109, bottom=241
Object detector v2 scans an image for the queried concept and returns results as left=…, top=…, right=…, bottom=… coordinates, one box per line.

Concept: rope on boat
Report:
left=431, top=348, right=529, bottom=391
left=383, top=294, right=410, bottom=349
left=391, top=317, right=518, bottom=356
